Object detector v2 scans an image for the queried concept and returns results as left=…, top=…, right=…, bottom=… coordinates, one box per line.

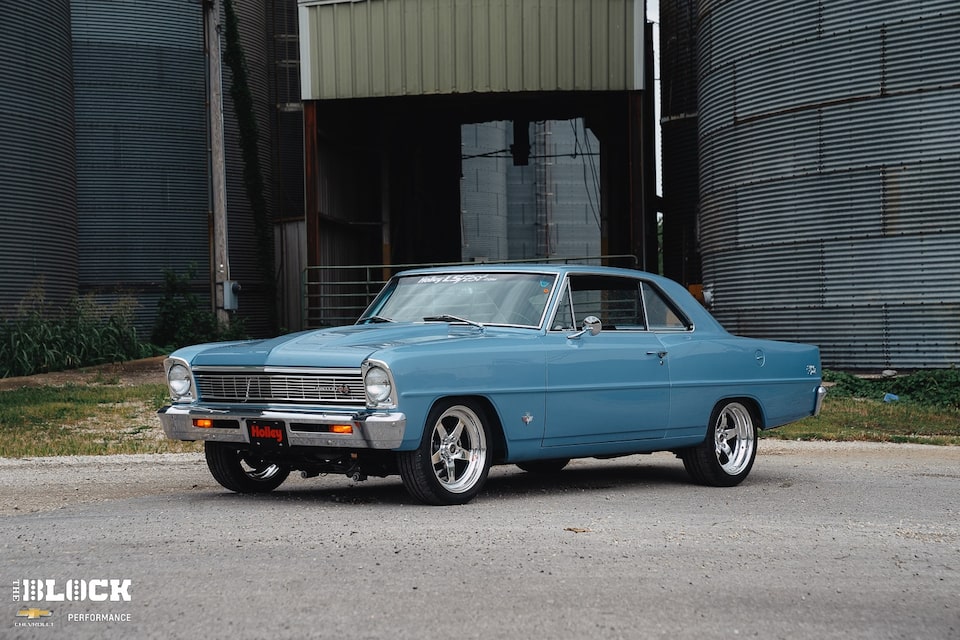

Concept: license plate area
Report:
left=247, top=419, right=288, bottom=450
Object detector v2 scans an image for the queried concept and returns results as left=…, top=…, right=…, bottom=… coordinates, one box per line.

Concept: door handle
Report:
left=646, top=350, right=668, bottom=365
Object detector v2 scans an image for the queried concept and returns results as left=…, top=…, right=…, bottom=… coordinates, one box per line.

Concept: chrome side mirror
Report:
left=567, top=315, right=602, bottom=340
left=582, top=316, right=601, bottom=335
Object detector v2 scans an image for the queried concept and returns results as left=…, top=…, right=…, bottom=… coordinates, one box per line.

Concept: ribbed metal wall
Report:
left=299, top=0, right=644, bottom=100
left=660, top=0, right=700, bottom=285
left=269, top=0, right=306, bottom=332
left=271, top=0, right=305, bottom=220
left=224, top=0, right=276, bottom=336
left=0, top=2, right=78, bottom=316
left=72, top=0, right=209, bottom=331
left=698, top=0, right=960, bottom=369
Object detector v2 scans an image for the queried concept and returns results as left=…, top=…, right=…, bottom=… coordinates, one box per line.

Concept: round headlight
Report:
left=364, top=366, right=392, bottom=405
left=167, top=363, right=192, bottom=399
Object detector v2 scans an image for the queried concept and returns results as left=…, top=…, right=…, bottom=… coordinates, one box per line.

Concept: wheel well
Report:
left=714, top=397, right=764, bottom=429
left=428, top=395, right=508, bottom=463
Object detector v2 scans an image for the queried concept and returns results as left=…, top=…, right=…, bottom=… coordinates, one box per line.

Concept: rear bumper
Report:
left=813, top=385, right=828, bottom=416
left=158, top=405, right=406, bottom=449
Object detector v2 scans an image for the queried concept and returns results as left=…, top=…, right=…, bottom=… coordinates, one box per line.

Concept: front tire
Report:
left=204, top=442, right=290, bottom=493
left=398, top=400, right=492, bottom=505
left=681, top=400, right=757, bottom=487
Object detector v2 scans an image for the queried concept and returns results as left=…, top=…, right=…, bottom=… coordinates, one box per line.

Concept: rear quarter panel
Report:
left=659, top=332, right=822, bottom=432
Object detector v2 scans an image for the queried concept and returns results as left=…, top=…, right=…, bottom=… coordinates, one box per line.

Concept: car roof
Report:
left=395, top=263, right=658, bottom=279
left=393, top=263, right=689, bottom=290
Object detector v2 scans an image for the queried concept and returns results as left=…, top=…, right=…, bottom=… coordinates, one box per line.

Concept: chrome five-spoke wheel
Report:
left=398, top=400, right=492, bottom=505
left=681, top=400, right=758, bottom=487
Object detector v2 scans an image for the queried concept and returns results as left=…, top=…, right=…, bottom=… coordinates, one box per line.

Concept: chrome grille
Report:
left=193, top=368, right=365, bottom=406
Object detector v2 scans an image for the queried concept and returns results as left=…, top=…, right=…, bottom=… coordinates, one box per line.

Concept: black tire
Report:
left=204, top=441, right=290, bottom=493
left=681, top=400, right=757, bottom=487
left=398, top=399, right=492, bottom=505
left=516, top=458, right=570, bottom=474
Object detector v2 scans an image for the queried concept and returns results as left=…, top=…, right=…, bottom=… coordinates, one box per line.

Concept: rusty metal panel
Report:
left=698, top=0, right=960, bottom=369
left=298, top=0, right=644, bottom=100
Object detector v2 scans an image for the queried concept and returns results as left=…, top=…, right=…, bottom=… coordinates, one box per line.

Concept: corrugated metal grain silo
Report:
left=697, top=0, right=960, bottom=369
left=0, top=2, right=78, bottom=316
left=71, top=0, right=209, bottom=331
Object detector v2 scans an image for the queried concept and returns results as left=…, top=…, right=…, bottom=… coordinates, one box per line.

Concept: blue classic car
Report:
left=159, top=265, right=826, bottom=505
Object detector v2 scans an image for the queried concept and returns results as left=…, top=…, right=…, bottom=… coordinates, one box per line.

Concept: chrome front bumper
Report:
left=158, top=405, right=406, bottom=449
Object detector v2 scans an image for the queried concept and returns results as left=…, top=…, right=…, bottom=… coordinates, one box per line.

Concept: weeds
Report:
left=824, top=368, right=960, bottom=408
left=151, top=265, right=247, bottom=349
left=1, top=267, right=250, bottom=380
left=0, top=296, right=155, bottom=379
left=768, top=396, right=960, bottom=445
left=763, top=368, right=960, bottom=444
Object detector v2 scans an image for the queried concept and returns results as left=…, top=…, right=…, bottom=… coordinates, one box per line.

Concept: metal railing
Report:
left=301, top=255, right=639, bottom=329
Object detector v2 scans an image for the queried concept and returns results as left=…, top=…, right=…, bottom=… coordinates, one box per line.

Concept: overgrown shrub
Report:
left=824, top=368, right=960, bottom=409
left=0, top=295, right=153, bottom=378
left=151, top=266, right=247, bottom=350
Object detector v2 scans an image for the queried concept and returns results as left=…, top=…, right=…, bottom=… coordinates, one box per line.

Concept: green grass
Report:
left=764, top=396, right=960, bottom=446
left=0, top=381, right=201, bottom=458
left=762, top=367, right=960, bottom=445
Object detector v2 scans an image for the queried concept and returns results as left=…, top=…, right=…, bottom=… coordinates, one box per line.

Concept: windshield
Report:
left=360, top=272, right=557, bottom=328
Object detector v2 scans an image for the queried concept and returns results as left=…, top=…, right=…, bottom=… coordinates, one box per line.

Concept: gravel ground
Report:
left=1, top=439, right=957, bottom=516
left=2, top=440, right=958, bottom=640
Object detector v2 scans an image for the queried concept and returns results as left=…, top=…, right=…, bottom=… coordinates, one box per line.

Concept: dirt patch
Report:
left=0, top=356, right=166, bottom=390
left=0, top=356, right=191, bottom=457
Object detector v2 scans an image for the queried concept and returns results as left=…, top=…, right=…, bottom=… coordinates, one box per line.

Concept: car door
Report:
left=541, top=274, right=671, bottom=447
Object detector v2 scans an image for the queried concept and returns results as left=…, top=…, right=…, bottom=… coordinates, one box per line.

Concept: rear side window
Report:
left=641, top=282, right=690, bottom=330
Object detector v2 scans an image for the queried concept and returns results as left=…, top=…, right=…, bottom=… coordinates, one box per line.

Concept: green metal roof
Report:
left=299, top=0, right=645, bottom=100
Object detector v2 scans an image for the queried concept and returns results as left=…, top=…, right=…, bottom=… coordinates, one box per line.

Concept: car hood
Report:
left=179, top=323, right=486, bottom=369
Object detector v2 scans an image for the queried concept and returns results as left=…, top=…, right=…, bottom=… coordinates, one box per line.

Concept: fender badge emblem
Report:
left=521, top=413, right=534, bottom=425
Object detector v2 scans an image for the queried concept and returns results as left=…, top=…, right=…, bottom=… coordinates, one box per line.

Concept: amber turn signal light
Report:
left=193, top=418, right=214, bottom=428
left=330, top=424, right=354, bottom=434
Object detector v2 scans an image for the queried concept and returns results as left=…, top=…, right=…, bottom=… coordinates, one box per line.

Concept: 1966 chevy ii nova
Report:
left=159, top=265, right=825, bottom=505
